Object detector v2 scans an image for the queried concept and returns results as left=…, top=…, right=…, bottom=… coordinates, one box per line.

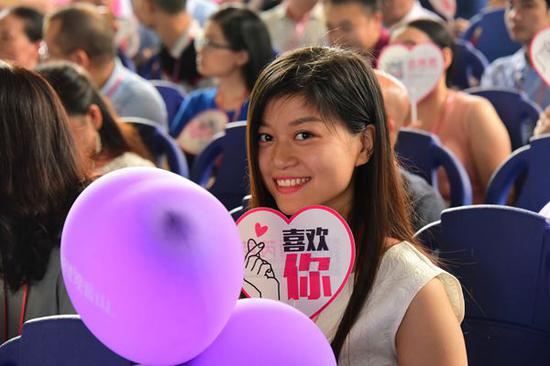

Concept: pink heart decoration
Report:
left=236, top=206, right=355, bottom=319
left=530, top=27, right=550, bottom=87
left=377, top=43, right=444, bottom=103
left=429, top=0, right=456, bottom=19
left=255, top=223, right=268, bottom=237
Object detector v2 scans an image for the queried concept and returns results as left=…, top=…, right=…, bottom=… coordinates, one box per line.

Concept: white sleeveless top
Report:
left=315, top=241, right=464, bottom=366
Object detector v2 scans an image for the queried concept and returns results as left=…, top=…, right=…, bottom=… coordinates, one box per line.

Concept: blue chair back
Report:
left=449, top=39, right=489, bottom=90
left=466, top=87, right=542, bottom=150
left=149, top=80, right=186, bottom=127
left=485, top=135, right=550, bottom=212
left=122, top=117, right=189, bottom=177
left=13, top=315, right=131, bottom=365
left=229, top=195, right=251, bottom=221
left=0, top=336, right=20, bottom=366
left=415, top=205, right=550, bottom=366
left=117, top=48, right=136, bottom=72
left=419, top=0, right=485, bottom=20
left=461, top=8, right=521, bottom=62
left=395, top=128, right=473, bottom=207
left=191, top=121, right=248, bottom=210
left=137, top=54, right=163, bottom=80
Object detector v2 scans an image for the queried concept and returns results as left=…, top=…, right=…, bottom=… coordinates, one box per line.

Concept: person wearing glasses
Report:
left=170, top=4, right=273, bottom=159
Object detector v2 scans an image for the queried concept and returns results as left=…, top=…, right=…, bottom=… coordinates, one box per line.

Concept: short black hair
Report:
left=2, top=6, right=44, bottom=42
left=152, top=0, right=187, bottom=13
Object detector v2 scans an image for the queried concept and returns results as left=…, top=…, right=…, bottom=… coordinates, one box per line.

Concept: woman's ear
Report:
left=235, top=50, right=250, bottom=67
left=442, top=47, right=453, bottom=70
left=87, top=104, right=103, bottom=131
left=356, top=125, right=376, bottom=167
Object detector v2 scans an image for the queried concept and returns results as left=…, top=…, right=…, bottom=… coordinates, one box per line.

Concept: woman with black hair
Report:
left=391, top=19, right=511, bottom=203
left=37, top=62, right=154, bottom=176
left=0, top=63, right=85, bottom=340
left=170, top=4, right=274, bottom=157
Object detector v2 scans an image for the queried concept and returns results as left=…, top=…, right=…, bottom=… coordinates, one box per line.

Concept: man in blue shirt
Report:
left=481, top=0, right=550, bottom=109
left=43, top=4, right=168, bottom=130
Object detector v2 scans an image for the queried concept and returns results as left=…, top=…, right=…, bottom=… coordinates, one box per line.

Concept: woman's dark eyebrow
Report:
left=260, top=116, right=323, bottom=127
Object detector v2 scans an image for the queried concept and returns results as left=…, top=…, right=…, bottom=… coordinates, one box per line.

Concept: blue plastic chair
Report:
left=395, top=128, right=473, bottom=207
left=485, top=135, right=550, bottom=212
left=229, top=194, right=251, bottom=221
left=419, top=0, right=485, bottom=20
left=0, top=336, right=20, bottom=366
left=461, top=8, right=521, bottom=63
left=191, top=121, right=248, bottom=210
left=415, top=205, right=550, bottom=366
left=122, top=117, right=189, bottom=177
left=466, top=87, right=542, bottom=150
left=149, top=80, right=186, bottom=128
left=5, top=315, right=133, bottom=366
left=449, top=39, right=489, bottom=90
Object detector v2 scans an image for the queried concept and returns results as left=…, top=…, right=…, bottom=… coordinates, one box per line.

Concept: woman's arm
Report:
left=396, top=278, right=467, bottom=366
left=468, top=98, right=511, bottom=193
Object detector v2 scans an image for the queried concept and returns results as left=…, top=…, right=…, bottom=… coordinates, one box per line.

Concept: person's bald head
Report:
left=374, top=69, right=410, bottom=146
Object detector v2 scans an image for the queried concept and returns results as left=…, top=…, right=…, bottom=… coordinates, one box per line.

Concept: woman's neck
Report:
left=417, top=80, right=449, bottom=131
left=216, top=73, right=249, bottom=111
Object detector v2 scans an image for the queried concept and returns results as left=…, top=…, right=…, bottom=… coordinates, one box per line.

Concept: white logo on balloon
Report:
left=236, top=206, right=355, bottom=319
left=530, top=27, right=550, bottom=87
left=377, top=43, right=445, bottom=122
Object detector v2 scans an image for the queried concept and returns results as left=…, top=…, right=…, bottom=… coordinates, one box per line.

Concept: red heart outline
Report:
left=236, top=205, right=356, bottom=319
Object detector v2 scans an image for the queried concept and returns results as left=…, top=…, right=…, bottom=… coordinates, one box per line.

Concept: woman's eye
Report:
left=258, top=133, right=272, bottom=142
left=296, top=132, right=313, bottom=140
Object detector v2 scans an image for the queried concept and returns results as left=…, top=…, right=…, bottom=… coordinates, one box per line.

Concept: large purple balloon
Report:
left=61, top=168, right=244, bottom=365
left=187, top=298, right=337, bottom=366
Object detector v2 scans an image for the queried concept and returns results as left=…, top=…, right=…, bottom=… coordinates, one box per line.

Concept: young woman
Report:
left=246, top=47, right=467, bottom=365
left=0, top=63, right=85, bottom=340
left=37, top=62, right=155, bottom=176
left=391, top=19, right=511, bottom=203
left=170, top=4, right=273, bottom=157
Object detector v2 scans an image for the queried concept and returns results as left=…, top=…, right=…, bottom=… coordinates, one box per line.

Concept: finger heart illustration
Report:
left=377, top=43, right=444, bottom=103
left=237, top=206, right=355, bottom=319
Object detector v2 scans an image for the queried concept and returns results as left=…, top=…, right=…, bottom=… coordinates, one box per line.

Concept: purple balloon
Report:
left=61, top=168, right=244, bottom=365
left=187, top=298, right=337, bottom=366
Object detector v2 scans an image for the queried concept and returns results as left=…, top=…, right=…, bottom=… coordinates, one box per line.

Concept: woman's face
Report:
left=257, top=95, right=373, bottom=217
left=196, top=21, right=246, bottom=78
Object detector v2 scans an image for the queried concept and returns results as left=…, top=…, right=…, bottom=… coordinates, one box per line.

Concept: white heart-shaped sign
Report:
left=530, top=27, right=550, bottom=87
left=377, top=43, right=444, bottom=103
left=429, top=0, right=456, bottom=19
left=236, top=206, right=355, bottom=319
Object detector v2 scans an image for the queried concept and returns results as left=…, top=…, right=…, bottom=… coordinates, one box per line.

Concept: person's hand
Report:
left=242, top=239, right=281, bottom=300
left=534, top=106, right=550, bottom=137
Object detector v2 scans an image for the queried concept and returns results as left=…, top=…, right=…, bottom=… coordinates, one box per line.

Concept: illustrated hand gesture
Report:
left=242, top=238, right=281, bottom=300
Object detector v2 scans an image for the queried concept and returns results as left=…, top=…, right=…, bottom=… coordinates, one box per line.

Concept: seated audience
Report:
left=324, top=0, right=389, bottom=66
left=0, top=6, right=43, bottom=69
left=37, top=62, right=155, bottom=176
left=171, top=5, right=273, bottom=157
left=43, top=3, right=168, bottom=129
left=481, top=0, right=550, bottom=109
left=0, top=62, right=84, bottom=340
left=391, top=20, right=511, bottom=203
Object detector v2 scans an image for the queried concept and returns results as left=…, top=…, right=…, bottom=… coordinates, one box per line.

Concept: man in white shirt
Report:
left=261, top=0, right=327, bottom=53
left=381, top=0, right=441, bottom=29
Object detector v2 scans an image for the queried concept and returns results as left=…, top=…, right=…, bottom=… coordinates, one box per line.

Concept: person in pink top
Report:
left=391, top=19, right=511, bottom=203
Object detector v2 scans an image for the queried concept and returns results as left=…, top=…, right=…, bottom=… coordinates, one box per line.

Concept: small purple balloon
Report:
left=187, top=298, right=337, bottom=366
left=61, top=168, right=244, bottom=365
